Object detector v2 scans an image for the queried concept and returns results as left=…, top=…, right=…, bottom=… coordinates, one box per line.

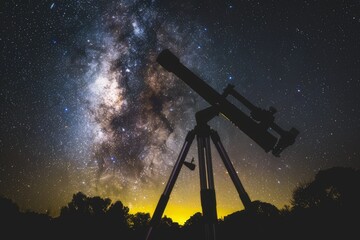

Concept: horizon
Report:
left=4, top=165, right=356, bottom=225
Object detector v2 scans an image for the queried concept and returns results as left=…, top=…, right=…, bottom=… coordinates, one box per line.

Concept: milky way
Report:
left=64, top=0, right=209, bottom=199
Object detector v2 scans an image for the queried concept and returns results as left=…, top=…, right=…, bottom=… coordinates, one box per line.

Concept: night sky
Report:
left=1, top=0, right=359, bottom=224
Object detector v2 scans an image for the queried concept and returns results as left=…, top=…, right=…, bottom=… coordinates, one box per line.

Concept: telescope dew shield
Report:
left=157, top=49, right=277, bottom=152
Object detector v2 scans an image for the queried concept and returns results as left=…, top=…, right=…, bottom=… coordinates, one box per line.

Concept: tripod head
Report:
left=157, top=49, right=299, bottom=157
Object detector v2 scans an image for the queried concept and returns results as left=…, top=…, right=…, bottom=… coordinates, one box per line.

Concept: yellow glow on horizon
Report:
left=130, top=198, right=288, bottom=226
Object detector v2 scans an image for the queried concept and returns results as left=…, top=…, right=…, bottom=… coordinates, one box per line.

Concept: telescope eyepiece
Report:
left=272, top=127, right=299, bottom=157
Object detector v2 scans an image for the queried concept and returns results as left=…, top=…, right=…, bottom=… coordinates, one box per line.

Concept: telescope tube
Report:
left=157, top=49, right=278, bottom=152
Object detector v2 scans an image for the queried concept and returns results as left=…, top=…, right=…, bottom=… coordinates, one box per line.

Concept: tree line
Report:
left=1, top=166, right=359, bottom=239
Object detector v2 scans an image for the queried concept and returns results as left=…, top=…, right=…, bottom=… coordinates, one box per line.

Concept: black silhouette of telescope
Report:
left=145, top=49, right=299, bottom=240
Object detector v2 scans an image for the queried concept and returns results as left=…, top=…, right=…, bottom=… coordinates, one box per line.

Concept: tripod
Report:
left=145, top=107, right=253, bottom=240
left=145, top=49, right=299, bottom=240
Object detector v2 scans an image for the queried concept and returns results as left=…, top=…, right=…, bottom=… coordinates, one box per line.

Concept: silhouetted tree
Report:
left=88, top=195, right=111, bottom=216
left=184, top=212, right=203, bottom=226
left=130, top=212, right=150, bottom=229
left=217, top=201, right=280, bottom=240
left=251, top=200, right=280, bottom=217
left=60, top=192, right=113, bottom=218
left=291, top=167, right=360, bottom=211
left=58, top=192, right=123, bottom=238
left=0, top=195, right=22, bottom=236
left=160, top=215, right=179, bottom=228
left=288, top=167, right=360, bottom=238
left=0, top=196, right=52, bottom=238
left=182, top=212, right=204, bottom=240
left=129, top=212, right=150, bottom=239
left=107, top=200, right=130, bottom=229
left=0, top=195, right=20, bottom=219
left=60, top=192, right=89, bottom=218
left=153, top=216, right=181, bottom=240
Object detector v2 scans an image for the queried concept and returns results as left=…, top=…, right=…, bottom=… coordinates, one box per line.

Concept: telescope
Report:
left=157, top=49, right=299, bottom=157
left=145, top=49, right=299, bottom=240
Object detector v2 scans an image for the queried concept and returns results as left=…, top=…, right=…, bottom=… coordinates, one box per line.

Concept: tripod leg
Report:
left=204, top=135, right=217, bottom=240
left=145, top=130, right=196, bottom=240
left=197, top=133, right=217, bottom=240
left=210, top=130, right=252, bottom=209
